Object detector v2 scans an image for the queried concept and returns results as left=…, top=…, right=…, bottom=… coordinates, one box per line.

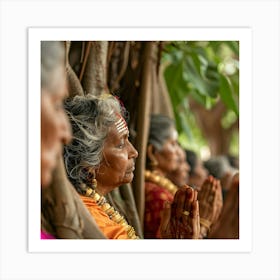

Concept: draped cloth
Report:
left=41, top=156, right=106, bottom=239
left=80, top=195, right=129, bottom=239
left=144, top=181, right=174, bottom=239
left=106, top=185, right=144, bottom=238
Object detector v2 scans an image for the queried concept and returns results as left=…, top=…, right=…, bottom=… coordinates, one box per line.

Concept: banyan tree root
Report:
left=65, top=41, right=84, bottom=97
left=81, top=41, right=109, bottom=96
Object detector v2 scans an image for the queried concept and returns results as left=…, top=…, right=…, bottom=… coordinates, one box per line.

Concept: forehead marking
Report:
left=115, top=116, right=128, bottom=135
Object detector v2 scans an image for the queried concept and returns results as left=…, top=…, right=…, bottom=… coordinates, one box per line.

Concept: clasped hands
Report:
left=159, top=175, right=223, bottom=239
left=197, top=175, right=223, bottom=238
left=159, top=186, right=200, bottom=239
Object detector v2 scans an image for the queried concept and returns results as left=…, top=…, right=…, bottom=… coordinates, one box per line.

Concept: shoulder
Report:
left=145, top=181, right=173, bottom=202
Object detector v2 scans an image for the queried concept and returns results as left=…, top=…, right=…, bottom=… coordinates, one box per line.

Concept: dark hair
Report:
left=148, top=114, right=175, bottom=151
left=185, top=149, right=198, bottom=176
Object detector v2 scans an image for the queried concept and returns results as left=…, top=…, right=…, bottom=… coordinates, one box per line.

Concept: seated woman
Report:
left=204, top=155, right=238, bottom=199
left=41, top=41, right=72, bottom=238
left=64, top=95, right=200, bottom=239
left=41, top=41, right=105, bottom=239
left=166, top=144, right=190, bottom=187
left=144, top=115, right=199, bottom=239
left=185, top=149, right=208, bottom=191
left=144, top=115, right=224, bottom=239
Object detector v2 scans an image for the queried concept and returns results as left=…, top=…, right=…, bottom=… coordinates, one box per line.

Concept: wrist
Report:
left=200, top=225, right=208, bottom=238
left=199, top=218, right=212, bottom=238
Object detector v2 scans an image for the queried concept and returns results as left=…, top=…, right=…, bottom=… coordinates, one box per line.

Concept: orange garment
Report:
left=80, top=195, right=128, bottom=239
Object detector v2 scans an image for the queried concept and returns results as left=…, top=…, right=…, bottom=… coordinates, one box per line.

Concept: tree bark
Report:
left=133, top=42, right=155, bottom=227
left=189, top=97, right=238, bottom=155
left=65, top=41, right=84, bottom=97
left=82, top=41, right=109, bottom=96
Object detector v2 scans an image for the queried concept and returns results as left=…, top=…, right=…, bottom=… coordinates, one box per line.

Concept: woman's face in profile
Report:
left=41, top=68, right=72, bottom=188
left=154, top=127, right=179, bottom=175
left=167, top=145, right=190, bottom=187
left=189, top=159, right=208, bottom=190
left=95, top=121, right=138, bottom=194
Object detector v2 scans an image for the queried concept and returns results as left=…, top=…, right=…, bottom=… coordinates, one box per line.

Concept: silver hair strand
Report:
left=63, top=94, right=122, bottom=193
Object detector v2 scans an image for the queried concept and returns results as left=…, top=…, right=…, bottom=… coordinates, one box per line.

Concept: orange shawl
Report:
left=80, top=195, right=129, bottom=239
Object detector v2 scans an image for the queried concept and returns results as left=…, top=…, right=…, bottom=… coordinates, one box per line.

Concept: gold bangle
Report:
left=200, top=218, right=211, bottom=230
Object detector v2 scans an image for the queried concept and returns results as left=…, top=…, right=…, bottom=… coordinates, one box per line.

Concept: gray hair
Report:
left=63, top=94, right=122, bottom=192
left=204, top=155, right=237, bottom=179
left=148, top=114, right=175, bottom=151
left=41, top=41, right=65, bottom=92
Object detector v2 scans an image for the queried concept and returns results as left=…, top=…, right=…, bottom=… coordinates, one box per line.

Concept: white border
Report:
left=28, top=27, right=252, bottom=253
left=1, top=1, right=279, bottom=279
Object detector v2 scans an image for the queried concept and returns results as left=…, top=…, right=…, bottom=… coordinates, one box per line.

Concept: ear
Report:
left=147, top=144, right=157, bottom=162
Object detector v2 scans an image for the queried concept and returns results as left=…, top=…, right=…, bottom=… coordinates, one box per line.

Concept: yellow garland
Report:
left=84, top=187, right=139, bottom=239
left=144, top=170, right=178, bottom=196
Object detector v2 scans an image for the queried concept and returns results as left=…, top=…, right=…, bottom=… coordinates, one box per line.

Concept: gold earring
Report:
left=91, top=177, right=97, bottom=189
left=149, top=159, right=158, bottom=171
left=87, top=170, right=97, bottom=189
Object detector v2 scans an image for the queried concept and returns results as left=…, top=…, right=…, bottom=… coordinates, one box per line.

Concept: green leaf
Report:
left=224, top=41, right=239, bottom=56
left=219, top=74, right=239, bottom=116
left=178, top=110, right=192, bottom=139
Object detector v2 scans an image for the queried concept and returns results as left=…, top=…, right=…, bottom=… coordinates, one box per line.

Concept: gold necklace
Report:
left=84, top=187, right=139, bottom=239
left=145, top=170, right=178, bottom=195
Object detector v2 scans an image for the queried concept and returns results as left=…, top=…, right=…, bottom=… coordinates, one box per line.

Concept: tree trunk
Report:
left=81, top=41, right=109, bottom=96
left=133, top=42, right=154, bottom=227
left=189, top=97, right=238, bottom=155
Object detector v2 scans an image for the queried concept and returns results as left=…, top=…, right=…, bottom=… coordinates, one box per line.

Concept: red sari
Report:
left=144, top=181, right=174, bottom=238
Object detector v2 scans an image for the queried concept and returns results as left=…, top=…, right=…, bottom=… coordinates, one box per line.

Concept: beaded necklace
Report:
left=145, top=170, right=178, bottom=195
left=84, top=187, right=139, bottom=239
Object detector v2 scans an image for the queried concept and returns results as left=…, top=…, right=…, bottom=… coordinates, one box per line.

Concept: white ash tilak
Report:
left=115, top=115, right=128, bottom=135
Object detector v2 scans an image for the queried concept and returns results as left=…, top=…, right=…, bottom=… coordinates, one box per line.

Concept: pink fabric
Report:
left=41, top=230, right=55, bottom=239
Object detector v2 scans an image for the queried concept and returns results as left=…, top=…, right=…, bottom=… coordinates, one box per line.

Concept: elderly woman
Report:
left=41, top=41, right=105, bottom=239
left=144, top=114, right=199, bottom=239
left=64, top=95, right=200, bottom=239
left=167, top=144, right=190, bottom=187
left=41, top=41, right=72, bottom=238
left=185, top=149, right=208, bottom=191
left=204, top=155, right=238, bottom=199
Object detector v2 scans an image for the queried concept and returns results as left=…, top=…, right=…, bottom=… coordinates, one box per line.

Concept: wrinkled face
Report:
left=41, top=67, right=72, bottom=188
left=95, top=117, right=138, bottom=194
left=189, top=159, right=208, bottom=190
left=167, top=145, right=190, bottom=187
left=154, top=127, right=179, bottom=175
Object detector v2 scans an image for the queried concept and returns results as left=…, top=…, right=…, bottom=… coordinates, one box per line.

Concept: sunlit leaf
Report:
left=219, top=74, right=239, bottom=116
left=178, top=110, right=192, bottom=139
left=224, top=41, right=239, bottom=56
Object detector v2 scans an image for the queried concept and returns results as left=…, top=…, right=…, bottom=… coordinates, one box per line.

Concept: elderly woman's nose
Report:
left=128, top=141, right=138, bottom=158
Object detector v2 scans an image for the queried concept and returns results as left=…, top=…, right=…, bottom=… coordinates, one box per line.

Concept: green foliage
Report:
left=219, top=74, right=239, bottom=116
left=229, top=130, right=239, bottom=156
left=162, top=41, right=239, bottom=154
